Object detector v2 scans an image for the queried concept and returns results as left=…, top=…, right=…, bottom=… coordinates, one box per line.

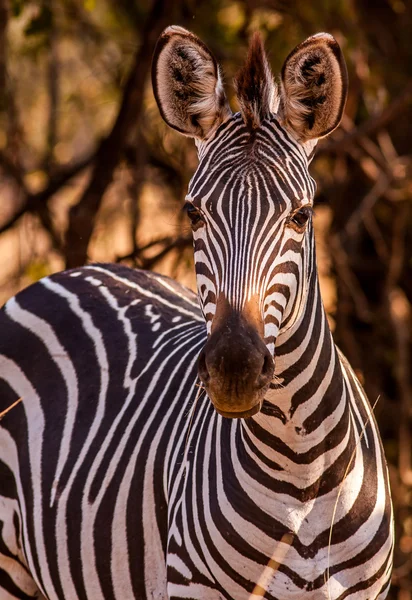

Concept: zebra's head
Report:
left=152, top=27, right=347, bottom=418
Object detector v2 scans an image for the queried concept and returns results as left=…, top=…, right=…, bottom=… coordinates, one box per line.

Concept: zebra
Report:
left=0, top=25, right=393, bottom=600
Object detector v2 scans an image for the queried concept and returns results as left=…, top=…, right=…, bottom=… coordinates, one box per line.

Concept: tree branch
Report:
left=0, top=151, right=95, bottom=237
left=117, top=234, right=193, bottom=269
left=64, top=0, right=181, bottom=269
left=0, top=149, right=25, bottom=187
left=318, top=82, right=412, bottom=156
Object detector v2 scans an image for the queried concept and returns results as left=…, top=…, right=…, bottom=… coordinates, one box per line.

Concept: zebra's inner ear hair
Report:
left=234, top=32, right=278, bottom=130
left=152, top=26, right=231, bottom=140
left=279, top=33, right=348, bottom=143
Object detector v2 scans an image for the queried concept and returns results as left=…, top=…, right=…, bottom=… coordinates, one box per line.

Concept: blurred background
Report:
left=0, top=0, right=411, bottom=596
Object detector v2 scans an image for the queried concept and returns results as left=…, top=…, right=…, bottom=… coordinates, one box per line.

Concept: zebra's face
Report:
left=186, top=115, right=316, bottom=416
left=152, top=26, right=347, bottom=417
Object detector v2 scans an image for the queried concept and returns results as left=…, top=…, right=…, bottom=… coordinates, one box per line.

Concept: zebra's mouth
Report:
left=213, top=401, right=262, bottom=419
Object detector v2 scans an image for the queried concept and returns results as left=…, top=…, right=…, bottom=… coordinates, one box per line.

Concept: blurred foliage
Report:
left=0, top=0, right=411, bottom=596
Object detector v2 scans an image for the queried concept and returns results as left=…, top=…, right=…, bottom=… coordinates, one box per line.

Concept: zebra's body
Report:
left=0, top=264, right=393, bottom=599
left=0, top=27, right=393, bottom=599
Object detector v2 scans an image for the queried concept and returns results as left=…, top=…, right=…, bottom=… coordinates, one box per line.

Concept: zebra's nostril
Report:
left=198, top=350, right=210, bottom=384
left=256, top=352, right=274, bottom=389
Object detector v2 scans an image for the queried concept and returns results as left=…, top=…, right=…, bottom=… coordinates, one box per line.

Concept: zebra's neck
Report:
left=242, top=268, right=348, bottom=484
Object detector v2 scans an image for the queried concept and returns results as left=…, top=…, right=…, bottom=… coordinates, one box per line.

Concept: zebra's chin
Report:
left=204, top=381, right=269, bottom=419
left=213, top=400, right=262, bottom=419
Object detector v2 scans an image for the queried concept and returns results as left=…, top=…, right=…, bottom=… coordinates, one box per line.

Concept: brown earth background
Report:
left=0, top=0, right=411, bottom=596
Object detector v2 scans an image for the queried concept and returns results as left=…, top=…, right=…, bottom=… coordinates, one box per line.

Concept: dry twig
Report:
left=0, top=397, right=23, bottom=421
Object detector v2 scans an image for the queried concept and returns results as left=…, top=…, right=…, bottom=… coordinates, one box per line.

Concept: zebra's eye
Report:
left=184, top=203, right=204, bottom=229
left=288, top=206, right=312, bottom=230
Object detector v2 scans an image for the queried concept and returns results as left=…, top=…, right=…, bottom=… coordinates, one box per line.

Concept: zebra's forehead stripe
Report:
left=194, top=117, right=248, bottom=175
left=191, top=142, right=314, bottom=211
left=190, top=156, right=243, bottom=199
left=264, top=119, right=308, bottom=165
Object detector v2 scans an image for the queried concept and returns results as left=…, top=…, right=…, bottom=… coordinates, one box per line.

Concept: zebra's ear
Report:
left=152, top=26, right=231, bottom=140
left=279, top=33, right=348, bottom=143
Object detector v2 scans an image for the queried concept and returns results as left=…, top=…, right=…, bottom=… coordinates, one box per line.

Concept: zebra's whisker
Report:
left=271, top=374, right=285, bottom=389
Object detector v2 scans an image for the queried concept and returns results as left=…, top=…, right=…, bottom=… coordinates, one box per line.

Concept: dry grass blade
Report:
left=325, top=395, right=381, bottom=599
left=0, top=397, right=23, bottom=421
left=250, top=533, right=294, bottom=598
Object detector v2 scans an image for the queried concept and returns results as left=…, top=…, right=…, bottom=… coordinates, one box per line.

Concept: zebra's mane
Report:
left=234, top=33, right=279, bottom=130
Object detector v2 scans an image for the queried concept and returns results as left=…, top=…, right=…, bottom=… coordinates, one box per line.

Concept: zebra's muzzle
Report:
left=198, top=309, right=274, bottom=418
